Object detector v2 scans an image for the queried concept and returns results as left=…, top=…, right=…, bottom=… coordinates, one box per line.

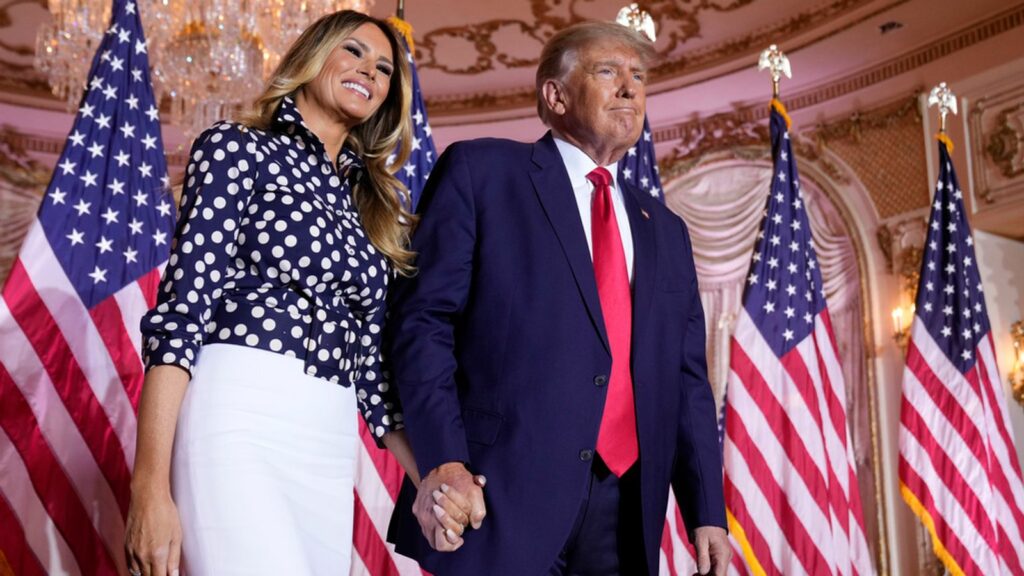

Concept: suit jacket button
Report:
left=594, top=375, right=608, bottom=387
left=579, top=449, right=594, bottom=461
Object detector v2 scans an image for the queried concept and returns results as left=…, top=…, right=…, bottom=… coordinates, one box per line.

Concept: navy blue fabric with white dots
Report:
left=141, top=96, right=403, bottom=438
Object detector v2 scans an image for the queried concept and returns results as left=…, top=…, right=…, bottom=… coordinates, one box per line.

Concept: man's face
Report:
left=557, top=39, right=646, bottom=161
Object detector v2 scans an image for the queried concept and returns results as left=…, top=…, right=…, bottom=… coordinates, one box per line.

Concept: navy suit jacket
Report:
left=387, top=133, right=726, bottom=575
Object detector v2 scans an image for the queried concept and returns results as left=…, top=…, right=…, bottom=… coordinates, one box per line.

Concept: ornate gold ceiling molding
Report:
left=659, top=93, right=921, bottom=186
left=422, top=0, right=884, bottom=115
left=652, top=3, right=1023, bottom=145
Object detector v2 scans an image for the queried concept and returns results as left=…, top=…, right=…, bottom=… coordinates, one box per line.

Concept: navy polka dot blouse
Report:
left=141, top=96, right=403, bottom=438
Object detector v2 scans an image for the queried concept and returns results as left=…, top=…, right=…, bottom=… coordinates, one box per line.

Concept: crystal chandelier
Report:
left=36, top=0, right=374, bottom=140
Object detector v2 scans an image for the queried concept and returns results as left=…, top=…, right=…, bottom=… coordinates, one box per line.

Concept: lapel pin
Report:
left=640, top=208, right=650, bottom=220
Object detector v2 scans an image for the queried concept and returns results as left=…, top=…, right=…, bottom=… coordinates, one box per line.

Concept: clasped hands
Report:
left=412, top=462, right=486, bottom=551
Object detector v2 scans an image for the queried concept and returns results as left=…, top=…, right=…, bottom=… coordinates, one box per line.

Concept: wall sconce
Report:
left=892, top=304, right=914, bottom=353
left=1011, top=321, right=1024, bottom=405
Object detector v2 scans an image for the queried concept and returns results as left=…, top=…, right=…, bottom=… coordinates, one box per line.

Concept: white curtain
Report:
left=664, top=158, right=869, bottom=466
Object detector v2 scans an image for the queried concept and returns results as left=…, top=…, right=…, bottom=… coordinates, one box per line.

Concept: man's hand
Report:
left=413, top=462, right=487, bottom=551
left=692, top=526, right=730, bottom=576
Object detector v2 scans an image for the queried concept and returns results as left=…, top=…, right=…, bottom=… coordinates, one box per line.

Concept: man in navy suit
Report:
left=388, top=20, right=730, bottom=576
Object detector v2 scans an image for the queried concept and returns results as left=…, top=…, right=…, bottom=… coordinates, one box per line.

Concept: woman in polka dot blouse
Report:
left=124, top=11, right=455, bottom=576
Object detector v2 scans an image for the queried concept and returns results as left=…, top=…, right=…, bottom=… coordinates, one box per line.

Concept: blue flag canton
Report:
left=389, top=43, right=437, bottom=211
left=914, top=142, right=990, bottom=373
left=39, top=0, right=173, bottom=309
left=618, top=117, right=663, bottom=201
left=743, top=109, right=826, bottom=357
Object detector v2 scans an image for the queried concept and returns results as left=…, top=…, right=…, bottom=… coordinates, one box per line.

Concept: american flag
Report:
left=618, top=116, right=663, bottom=202
left=350, top=17, right=435, bottom=576
left=722, top=101, right=874, bottom=575
left=0, top=0, right=174, bottom=573
left=897, top=136, right=1024, bottom=575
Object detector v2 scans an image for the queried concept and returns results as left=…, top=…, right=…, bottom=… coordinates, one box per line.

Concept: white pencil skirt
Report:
left=171, top=343, right=358, bottom=576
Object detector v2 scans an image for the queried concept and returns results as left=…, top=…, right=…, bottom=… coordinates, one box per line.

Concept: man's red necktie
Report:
left=587, top=166, right=638, bottom=477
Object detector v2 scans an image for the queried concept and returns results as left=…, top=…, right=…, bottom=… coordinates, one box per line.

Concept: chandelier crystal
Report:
left=36, top=0, right=374, bottom=141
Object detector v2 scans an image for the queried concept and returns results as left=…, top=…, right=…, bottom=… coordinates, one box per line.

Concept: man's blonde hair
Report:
left=535, top=21, right=657, bottom=125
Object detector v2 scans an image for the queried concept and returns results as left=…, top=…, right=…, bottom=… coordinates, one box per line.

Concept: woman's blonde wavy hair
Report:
left=242, top=10, right=417, bottom=275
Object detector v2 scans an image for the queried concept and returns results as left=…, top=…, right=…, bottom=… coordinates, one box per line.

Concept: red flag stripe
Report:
left=353, top=492, right=401, bottom=576
left=14, top=226, right=138, bottom=454
left=0, top=427, right=81, bottom=576
left=906, top=342, right=988, bottom=464
left=785, top=343, right=853, bottom=542
left=898, top=455, right=986, bottom=575
left=4, top=261, right=132, bottom=517
left=358, top=419, right=403, bottom=502
left=730, top=340, right=831, bottom=519
left=0, top=445, right=59, bottom=576
left=89, top=298, right=145, bottom=413
left=900, top=396, right=998, bottom=548
left=0, top=364, right=118, bottom=575
left=137, top=266, right=163, bottom=309
left=725, top=402, right=831, bottom=575
left=723, top=472, right=782, bottom=576
left=0, top=300, right=126, bottom=570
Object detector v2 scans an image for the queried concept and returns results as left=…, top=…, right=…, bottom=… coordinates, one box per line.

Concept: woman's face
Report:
left=305, top=22, right=395, bottom=128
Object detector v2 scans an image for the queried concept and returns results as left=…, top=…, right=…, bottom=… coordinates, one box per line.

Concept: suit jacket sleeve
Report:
left=670, top=217, right=728, bottom=540
left=387, top=143, right=475, bottom=480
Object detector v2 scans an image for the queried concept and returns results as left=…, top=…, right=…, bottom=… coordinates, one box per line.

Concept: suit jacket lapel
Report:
left=620, top=179, right=656, bottom=352
left=529, top=132, right=610, bottom=355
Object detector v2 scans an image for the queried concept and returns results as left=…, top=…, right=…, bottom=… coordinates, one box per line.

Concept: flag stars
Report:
left=403, top=163, right=416, bottom=177
left=129, top=219, right=144, bottom=234
left=126, top=94, right=140, bottom=110
left=96, top=114, right=112, bottom=129
left=784, top=306, right=795, bottom=318
left=786, top=284, right=796, bottom=296
left=153, top=230, right=167, bottom=245
left=124, top=247, right=138, bottom=263
left=133, top=191, right=148, bottom=206
left=49, top=188, right=67, bottom=205
left=961, top=349, right=972, bottom=361
left=80, top=171, right=98, bottom=187
left=770, top=235, right=781, bottom=246
left=748, top=273, right=758, bottom=286
left=110, top=55, right=124, bottom=71
left=69, top=131, right=86, bottom=146
left=790, top=220, right=801, bottom=231
left=114, top=150, right=130, bottom=167
left=88, top=266, right=108, bottom=284
left=783, top=329, right=794, bottom=341
left=766, top=279, right=777, bottom=291
left=157, top=200, right=172, bottom=217
left=138, top=162, right=153, bottom=178
left=947, top=222, right=957, bottom=233
left=66, top=229, right=84, bottom=245
left=134, top=69, right=145, bottom=83
left=73, top=199, right=91, bottom=216
left=943, top=305, right=954, bottom=316
left=787, top=263, right=797, bottom=274
left=95, top=236, right=113, bottom=253
left=941, top=325, right=952, bottom=338
left=58, top=158, right=76, bottom=175
left=763, top=301, right=776, bottom=313
left=87, top=142, right=104, bottom=158
left=102, top=84, right=117, bottom=100
left=924, top=302, right=933, bottom=312
left=80, top=103, right=95, bottom=118
left=101, top=207, right=120, bottom=225
left=804, top=312, right=813, bottom=324
left=777, top=171, right=787, bottom=183
left=944, top=284, right=955, bottom=295
left=90, top=76, right=105, bottom=90
left=792, top=197, right=802, bottom=210
left=120, top=123, right=136, bottom=139
left=118, top=28, right=131, bottom=43
left=108, top=179, right=125, bottom=195
left=135, top=38, right=147, bottom=54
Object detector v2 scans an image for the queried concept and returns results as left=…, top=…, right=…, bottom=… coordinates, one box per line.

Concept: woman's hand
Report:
left=124, top=485, right=183, bottom=576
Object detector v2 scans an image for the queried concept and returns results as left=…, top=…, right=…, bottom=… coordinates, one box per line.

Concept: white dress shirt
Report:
left=553, top=136, right=635, bottom=282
